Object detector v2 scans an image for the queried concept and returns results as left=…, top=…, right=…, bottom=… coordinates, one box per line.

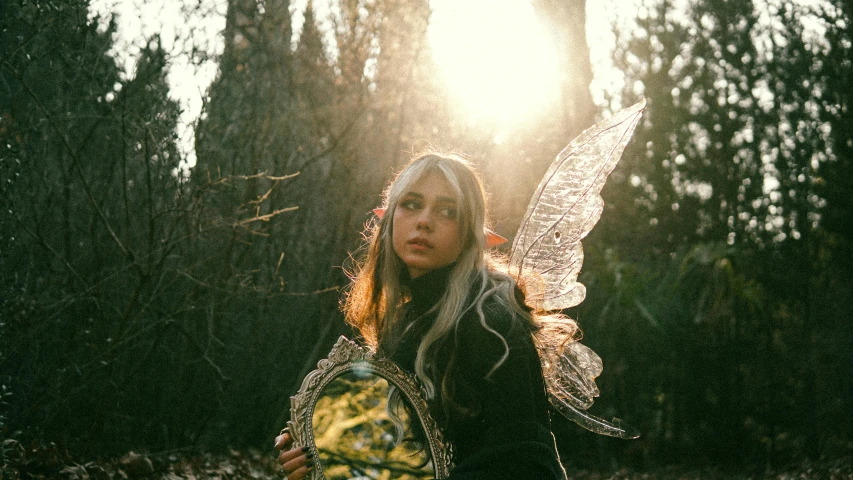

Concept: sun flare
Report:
left=428, top=0, right=561, bottom=126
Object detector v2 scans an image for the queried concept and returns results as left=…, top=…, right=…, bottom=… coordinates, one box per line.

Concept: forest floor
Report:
left=2, top=441, right=852, bottom=480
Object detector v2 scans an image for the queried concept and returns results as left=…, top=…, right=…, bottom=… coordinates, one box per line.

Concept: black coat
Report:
left=386, top=267, right=567, bottom=480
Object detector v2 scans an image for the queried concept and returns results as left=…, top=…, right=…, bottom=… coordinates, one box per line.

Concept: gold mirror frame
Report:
left=288, top=336, right=453, bottom=479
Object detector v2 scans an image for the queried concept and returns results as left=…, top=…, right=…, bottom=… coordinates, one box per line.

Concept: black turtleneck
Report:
left=407, top=264, right=453, bottom=312
left=385, top=265, right=453, bottom=374
left=387, top=266, right=567, bottom=480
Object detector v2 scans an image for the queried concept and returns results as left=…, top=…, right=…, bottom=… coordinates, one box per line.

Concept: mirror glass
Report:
left=312, top=369, right=434, bottom=479
left=287, top=336, right=452, bottom=480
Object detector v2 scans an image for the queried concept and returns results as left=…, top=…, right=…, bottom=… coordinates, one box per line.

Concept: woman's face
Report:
left=392, top=172, right=465, bottom=279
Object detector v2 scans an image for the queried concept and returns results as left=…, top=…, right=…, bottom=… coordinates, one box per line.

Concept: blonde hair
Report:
left=343, top=151, right=580, bottom=409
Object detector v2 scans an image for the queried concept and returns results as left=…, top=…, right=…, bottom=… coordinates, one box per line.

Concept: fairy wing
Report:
left=508, top=99, right=646, bottom=311
left=540, top=339, right=640, bottom=438
left=509, top=100, right=646, bottom=439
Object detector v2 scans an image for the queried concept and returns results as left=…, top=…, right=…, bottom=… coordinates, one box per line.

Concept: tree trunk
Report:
left=532, top=0, right=596, bottom=138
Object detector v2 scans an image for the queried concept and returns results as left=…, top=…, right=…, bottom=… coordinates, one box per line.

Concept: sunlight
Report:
left=91, top=0, right=592, bottom=162
left=428, top=0, right=560, bottom=126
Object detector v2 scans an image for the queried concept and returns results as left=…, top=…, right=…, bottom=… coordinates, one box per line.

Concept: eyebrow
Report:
left=402, top=192, right=457, bottom=204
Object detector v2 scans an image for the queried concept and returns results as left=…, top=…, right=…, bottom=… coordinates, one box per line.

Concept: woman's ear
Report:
left=486, top=230, right=507, bottom=247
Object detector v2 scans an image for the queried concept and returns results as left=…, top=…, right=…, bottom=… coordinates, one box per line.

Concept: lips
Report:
left=408, top=237, right=433, bottom=249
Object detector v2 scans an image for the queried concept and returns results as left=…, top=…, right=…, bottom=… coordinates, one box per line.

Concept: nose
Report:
left=416, top=209, right=432, bottom=231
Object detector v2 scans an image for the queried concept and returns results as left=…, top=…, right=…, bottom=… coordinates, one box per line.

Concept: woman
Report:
left=275, top=152, right=573, bottom=479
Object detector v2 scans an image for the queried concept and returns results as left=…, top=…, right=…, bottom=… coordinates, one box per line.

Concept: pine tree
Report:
left=578, top=0, right=853, bottom=465
left=0, top=0, right=189, bottom=453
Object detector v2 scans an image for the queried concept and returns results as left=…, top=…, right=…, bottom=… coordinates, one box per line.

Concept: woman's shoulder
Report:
left=452, top=276, right=542, bottom=382
left=475, top=295, right=520, bottom=330
left=456, top=276, right=535, bottom=344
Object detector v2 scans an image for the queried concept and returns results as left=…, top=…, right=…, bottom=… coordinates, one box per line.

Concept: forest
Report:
left=1, top=0, right=851, bottom=478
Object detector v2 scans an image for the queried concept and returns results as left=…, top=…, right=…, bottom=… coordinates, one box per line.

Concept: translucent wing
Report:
left=539, top=339, right=640, bottom=438
left=510, top=100, right=646, bottom=439
left=509, top=99, right=646, bottom=311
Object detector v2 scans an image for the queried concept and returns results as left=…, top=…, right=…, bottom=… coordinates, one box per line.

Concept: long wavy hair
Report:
left=343, top=151, right=581, bottom=410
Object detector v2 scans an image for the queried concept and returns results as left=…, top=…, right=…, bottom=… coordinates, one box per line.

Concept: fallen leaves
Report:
left=2, top=439, right=852, bottom=479
left=2, top=442, right=280, bottom=480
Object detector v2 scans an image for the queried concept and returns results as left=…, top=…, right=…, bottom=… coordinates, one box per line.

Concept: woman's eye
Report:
left=439, top=207, right=457, bottom=219
left=400, top=200, right=421, bottom=210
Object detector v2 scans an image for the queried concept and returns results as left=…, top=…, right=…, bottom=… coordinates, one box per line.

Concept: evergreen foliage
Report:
left=0, top=0, right=850, bottom=472
left=571, top=0, right=853, bottom=468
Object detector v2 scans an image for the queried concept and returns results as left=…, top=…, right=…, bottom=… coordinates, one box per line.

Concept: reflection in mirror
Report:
left=287, top=336, right=452, bottom=479
left=312, top=370, right=433, bottom=479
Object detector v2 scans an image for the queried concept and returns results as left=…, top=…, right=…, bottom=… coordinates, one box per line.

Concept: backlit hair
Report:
left=343, top=151, right=580, bottom=408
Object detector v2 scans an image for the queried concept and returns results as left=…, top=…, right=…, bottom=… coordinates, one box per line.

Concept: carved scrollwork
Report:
left=287, top=336, right=453, bottom=479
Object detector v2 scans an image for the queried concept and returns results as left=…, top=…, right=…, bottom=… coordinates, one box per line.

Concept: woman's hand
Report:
left=274, top=429, right=314, bottom=479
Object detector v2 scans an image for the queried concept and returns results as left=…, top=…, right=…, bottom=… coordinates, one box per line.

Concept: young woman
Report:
left=275, top=152, right=574, bottom=479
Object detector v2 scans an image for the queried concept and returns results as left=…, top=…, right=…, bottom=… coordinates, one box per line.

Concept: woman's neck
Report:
left=405, top=264, right=454, bottom=313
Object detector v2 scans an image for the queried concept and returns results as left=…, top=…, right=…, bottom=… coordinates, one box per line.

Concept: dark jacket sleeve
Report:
left=442, top=302, right=566, bottom=480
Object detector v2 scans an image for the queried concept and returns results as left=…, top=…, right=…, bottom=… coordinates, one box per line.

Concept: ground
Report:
left=2, top=441, right=851, bottom=479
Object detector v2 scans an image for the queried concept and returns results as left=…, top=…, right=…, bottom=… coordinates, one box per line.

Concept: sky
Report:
left=87, top=0, right=830, bottom=173
left=89, top=0, right=226, bottom=171
left=89, top=0, right=619, bottom=171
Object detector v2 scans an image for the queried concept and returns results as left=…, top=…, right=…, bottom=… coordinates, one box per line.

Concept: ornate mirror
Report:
left=288, top=336, right=453, bottom=479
